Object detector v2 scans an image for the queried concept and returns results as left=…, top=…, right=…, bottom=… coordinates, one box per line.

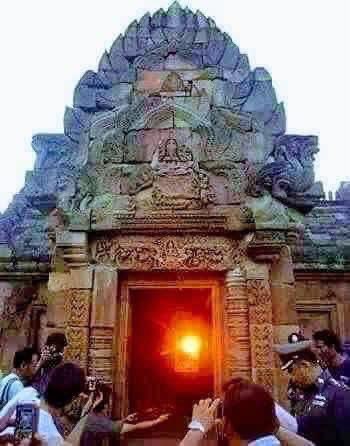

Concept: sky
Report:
left=0, top=0, right=348, bottom=212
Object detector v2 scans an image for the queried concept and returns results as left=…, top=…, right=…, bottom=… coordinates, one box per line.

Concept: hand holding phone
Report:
left=14, top=402, right=39, bottom=443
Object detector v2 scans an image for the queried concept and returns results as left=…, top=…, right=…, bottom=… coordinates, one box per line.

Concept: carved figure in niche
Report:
left=161, top=72, right=186, bottom=93
left=151, top=136, right=197, bottom=176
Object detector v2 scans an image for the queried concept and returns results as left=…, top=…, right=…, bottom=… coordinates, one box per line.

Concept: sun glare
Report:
left=179, top=335, right=202, bottom=357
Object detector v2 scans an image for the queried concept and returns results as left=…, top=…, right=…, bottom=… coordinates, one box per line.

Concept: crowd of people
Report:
left=0, top=329, right=349, bottom=445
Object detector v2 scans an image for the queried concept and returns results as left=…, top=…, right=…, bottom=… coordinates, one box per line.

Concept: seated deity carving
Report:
left=151, top=137, right=198, bottom=176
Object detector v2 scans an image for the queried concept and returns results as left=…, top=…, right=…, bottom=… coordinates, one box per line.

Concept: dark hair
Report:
left=313, top=329, right=343, bottom=353
left=13, top=347, right=38, bottom=369
left=223, top=378, right=277, bottom=441
left=93, top=383, right=111, bottom=413
left=43, top=362, right=85, bottom=409
left=46, top=332, right=68, bottom=352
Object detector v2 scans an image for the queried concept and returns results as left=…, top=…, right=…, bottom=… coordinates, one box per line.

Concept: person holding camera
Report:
left=179, top=379, right=314, bottom=446
left=32, top=333, right=67, bottom=398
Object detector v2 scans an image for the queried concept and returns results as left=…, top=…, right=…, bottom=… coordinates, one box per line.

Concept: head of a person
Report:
left=275, top=340, right=322, bottom=389
left=13, top=347, right=39, bottom=380
left=43, top=362, right=86, bottom=410
left=45, top=332, right=68, bottom=355
left=313, top=329, right=342, bottom=364
left=92, top=383, right=112, bottom=415
left=222, top=378, right=277, bottom=442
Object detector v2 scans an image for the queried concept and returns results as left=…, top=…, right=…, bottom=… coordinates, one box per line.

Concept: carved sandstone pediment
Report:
left=1, top=3, right=320, bottom=261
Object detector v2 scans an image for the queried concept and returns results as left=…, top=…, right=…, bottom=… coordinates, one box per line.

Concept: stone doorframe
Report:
left=115, top=273, right=224, bottom=418
left=47, top=228, right=300, bottom=410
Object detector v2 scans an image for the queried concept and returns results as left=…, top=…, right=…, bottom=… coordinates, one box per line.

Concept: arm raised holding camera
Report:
left=179, top=398, right=221, bottom=446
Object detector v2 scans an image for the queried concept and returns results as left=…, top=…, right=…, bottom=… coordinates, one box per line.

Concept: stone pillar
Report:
left=64, top=269, right=92, bottom=370
left=223, top=268, right=251, bottom=382
left=48, top=230, right=91, bottom=370
left=270, top=246, right=298, bottom=403
left=246, top=261, right=275, bottom=393
left=89, top=267, right=118, bottom=385
left=47, top=269, right=92, bottom=370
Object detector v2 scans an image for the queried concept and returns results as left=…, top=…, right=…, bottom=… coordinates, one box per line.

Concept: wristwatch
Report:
left=188, top=420, right=205, bottom=433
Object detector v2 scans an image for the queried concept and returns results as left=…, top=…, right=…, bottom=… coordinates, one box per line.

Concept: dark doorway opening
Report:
left=128, top=287, right=213, bottom=438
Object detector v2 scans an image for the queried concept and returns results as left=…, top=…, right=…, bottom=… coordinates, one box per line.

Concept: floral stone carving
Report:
left=92, top=236, right=244, bottom=271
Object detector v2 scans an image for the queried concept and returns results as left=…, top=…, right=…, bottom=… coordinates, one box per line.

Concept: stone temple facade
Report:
left=0, top=2, right=349, bottom=414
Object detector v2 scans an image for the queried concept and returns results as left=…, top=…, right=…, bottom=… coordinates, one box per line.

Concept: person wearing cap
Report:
left=275, top=339, right=350, bottom=445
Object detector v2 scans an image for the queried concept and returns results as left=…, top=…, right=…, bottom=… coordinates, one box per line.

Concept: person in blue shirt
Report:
left=275, top=340, right=350, bottom=445
left=313, top=329, right=350, bottom=386
left=0, top=348, right=39, bottom=410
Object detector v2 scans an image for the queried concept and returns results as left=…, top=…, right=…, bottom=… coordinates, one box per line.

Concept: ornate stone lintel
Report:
left=92, top=235, right=244, bottom=271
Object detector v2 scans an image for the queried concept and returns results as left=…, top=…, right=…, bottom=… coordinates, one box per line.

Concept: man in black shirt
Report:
left=313, top=329, right=350, bottom=386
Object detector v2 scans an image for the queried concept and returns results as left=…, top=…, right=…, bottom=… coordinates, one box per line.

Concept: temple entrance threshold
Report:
left=116, top=275, right=223, bottom=440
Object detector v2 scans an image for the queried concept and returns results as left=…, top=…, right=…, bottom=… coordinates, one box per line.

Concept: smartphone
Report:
left=14, top=402, right=39, bottom=443
left=86, top=376, right=97, bottom=392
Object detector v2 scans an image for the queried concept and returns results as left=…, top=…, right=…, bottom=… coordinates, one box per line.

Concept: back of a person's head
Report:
left=13, top=347, right=38, bottom=369
left=46, top=332, right=68, bottom=351
left=313, top=329, right=342, bottom=353
left=93, top=383, right=111, bottom=413
left=43, top=362, right=85, bottom=409
left=223, top=378, right=276, bottom=441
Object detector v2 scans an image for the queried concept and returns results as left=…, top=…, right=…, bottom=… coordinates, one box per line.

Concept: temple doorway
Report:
left=115, top=274, right=223, bottom=435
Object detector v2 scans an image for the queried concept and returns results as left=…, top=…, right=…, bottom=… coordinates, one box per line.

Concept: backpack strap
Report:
left=0, top=376, right=20, bottom=409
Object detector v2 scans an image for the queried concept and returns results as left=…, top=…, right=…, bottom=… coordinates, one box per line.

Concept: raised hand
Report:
left=191, top=398, right=221, bottom=434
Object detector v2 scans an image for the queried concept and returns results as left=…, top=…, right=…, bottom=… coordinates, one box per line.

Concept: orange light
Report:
left=179, top=335, right=202, bottom=357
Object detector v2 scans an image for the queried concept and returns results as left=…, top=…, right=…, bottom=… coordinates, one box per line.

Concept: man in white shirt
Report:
left=0, top=348, right=39, bottom=410
left=0, top=362, right=86, bottom=446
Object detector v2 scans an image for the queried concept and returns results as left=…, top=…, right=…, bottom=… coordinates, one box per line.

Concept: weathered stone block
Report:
left=91, top=267, right=118, bottom=328
left=271, top=285, right=297, bottom=324
left=70, top=268, right=94, bottom=290
left=46, top=291, right=67, bottom=328
left=245, top=261, right=269, bottom=280
left=48, top=272, right=71, bottom=292
left=270, top=247, right=295, bottom=285
left=56, top=231, right=87, bottom=248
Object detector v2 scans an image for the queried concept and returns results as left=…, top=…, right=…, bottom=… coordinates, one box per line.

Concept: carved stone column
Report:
left=64, top=269, right=92, bottom=370
left=246, top=262, right=274, bottom=394
left=223, top=268, right=251, bottom=382
left=88, top=267, right=118, bottom=385
left=270, top=246, right=298, bottom=403
left=49, top=230, right=92, bottom=370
